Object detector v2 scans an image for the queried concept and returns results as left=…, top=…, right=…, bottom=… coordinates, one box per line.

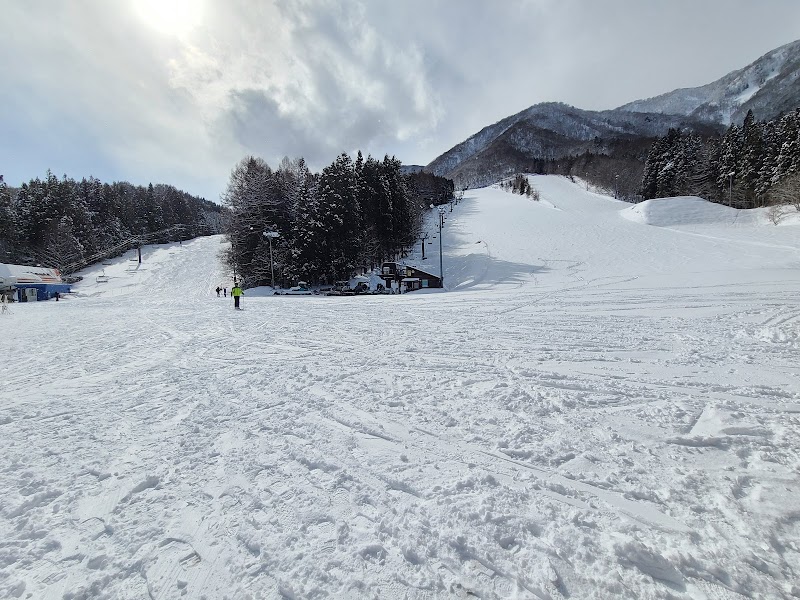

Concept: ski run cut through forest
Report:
left=2, top=175, right=800, bottom=600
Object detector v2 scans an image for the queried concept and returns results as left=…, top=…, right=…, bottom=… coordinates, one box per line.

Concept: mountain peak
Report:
left=425, top=40, right=799, bottom=190
left=617, top=39, right=800, bottom=123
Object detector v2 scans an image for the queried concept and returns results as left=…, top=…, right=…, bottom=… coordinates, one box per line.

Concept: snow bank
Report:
left=620, top=196, right=763, bottom=227
left=622, top=195, right=800, bottom=229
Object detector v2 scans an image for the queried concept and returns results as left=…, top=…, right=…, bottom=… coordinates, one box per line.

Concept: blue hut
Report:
left=0, top=263, right=71, bottom=301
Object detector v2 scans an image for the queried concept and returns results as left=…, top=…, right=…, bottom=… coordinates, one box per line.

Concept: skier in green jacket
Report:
left=231, top=282, right=243, bottom=309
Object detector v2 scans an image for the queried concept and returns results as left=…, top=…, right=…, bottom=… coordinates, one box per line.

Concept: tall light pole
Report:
left=264, top=231, right=280, bottom=289
left=431, top=204, right=446, bottom=288
left=728, top=171, right=735, bottom=207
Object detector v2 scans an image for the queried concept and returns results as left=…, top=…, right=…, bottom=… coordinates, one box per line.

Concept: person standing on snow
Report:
left=231, top=282, right=243, bottom=309
left=216, top=286, right=221, bottom=297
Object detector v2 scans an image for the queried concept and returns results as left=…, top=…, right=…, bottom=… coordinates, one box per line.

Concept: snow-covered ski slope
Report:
left=2, top=176, right=800, bottom=599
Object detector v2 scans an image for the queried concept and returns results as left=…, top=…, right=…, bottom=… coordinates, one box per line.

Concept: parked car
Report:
left=280, top=281, right=312, bottom=295
left=326, top=281, right=354, bottom=296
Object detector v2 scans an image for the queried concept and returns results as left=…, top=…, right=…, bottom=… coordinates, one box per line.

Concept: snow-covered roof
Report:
left=0, top=263, right=63, bottom=283
left=405, top=265, right=440, bottom=279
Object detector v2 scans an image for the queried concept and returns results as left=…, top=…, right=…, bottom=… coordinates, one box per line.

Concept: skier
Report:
left=231, top=282, right=243, bottom=309
left=216, top=286, right=221, bottom=297
left=223, top=287, right=227, bottom=297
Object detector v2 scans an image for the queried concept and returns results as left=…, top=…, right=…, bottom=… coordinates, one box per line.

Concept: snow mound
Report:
left=621, top=196, right=761, bottom=227
left=759, top=322, right=800, bottom=347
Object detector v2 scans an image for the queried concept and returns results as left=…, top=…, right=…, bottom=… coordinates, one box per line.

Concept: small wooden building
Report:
left=381, top=262, right=442, bottom=292
left=402, top=265, right=442, bottom=291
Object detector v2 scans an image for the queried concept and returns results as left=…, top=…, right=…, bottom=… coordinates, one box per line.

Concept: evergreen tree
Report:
left=641, top=137, right=666, bottom=199
left=0, top=175, right=16, bottom=259
left=316, top=153, right=360, bottom=281
left=774, top=109, right=800, bottom=182
left=756, top=119, right=780, bottom=197
left=289, top=170, right=324, bottom=283
left=383, top=155, right=411, bottom=256
left=358, top=154, right=389, bottom=266
left=739, top=110, right=765, bottom=205
left=717, top=124, right=742, bottom=205
left=144, top=183, right=165, bottom=232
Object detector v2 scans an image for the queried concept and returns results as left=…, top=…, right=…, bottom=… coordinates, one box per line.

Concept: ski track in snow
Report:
left=2, top=176, right=800, bottom=599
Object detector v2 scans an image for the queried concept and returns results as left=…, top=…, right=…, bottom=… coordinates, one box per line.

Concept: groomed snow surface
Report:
left=2, top=176, right=800, bottom=599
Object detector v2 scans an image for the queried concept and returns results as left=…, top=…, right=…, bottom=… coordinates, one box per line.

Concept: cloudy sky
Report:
left=1, top=0, right=798, bottom=202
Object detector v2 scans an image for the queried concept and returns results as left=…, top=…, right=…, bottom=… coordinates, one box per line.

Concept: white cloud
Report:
left=164, top=0, right=445, bottom=171
left=1, top=0, right=798, bottom=201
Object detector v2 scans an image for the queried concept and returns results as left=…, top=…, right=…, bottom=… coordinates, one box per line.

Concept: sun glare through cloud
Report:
left=131, top=0, right=203, bottom=38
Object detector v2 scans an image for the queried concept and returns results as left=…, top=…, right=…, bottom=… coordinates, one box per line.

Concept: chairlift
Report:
left=96, top=269, right=109, bottom=283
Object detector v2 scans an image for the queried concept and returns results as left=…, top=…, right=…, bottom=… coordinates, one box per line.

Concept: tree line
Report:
left=641, top=108, right=800, bottom=208
left=0, top=172, right=224, bottom=272
left=223, top=153, right=454, bottom=288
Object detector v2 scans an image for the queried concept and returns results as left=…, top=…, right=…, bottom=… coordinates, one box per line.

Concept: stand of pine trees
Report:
left=641, top=108, right=800, bottom=208
left=499, top=174, right=540, bottom=200
left=223, top=153, right=454, bottom=288
left=0, top=172, right=224, bottom=272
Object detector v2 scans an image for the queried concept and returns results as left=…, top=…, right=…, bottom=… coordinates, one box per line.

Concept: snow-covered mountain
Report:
left=398, top=164, right=425, bottom=174
left=427, top=40, right=800, bottom=188
left=426, top=103, right=717, bottom=187
left=618, top=39, right=800, bottom=124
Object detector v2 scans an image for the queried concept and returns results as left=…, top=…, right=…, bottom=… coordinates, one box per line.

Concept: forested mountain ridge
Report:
left=426, top=103, right=720, bottom=193
left=426, top=40, right=800, bottom=200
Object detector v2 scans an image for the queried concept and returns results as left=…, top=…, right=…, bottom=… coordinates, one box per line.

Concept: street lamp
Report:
left=263, top=231, right=280, bottom=289
left=728, top=171, right=735, bottom=207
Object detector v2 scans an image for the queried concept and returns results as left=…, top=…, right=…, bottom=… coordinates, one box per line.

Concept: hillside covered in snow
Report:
left=425, top=103, right=719, bottom=189
left=426, top=39, right=800, bottom=196
left=618, top=39, right=800, bottom=124
left=2, top=176, right=799, bottom=599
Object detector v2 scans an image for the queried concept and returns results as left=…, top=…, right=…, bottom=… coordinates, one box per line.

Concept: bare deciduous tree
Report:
left=767, top=172, right=800, bottom=212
